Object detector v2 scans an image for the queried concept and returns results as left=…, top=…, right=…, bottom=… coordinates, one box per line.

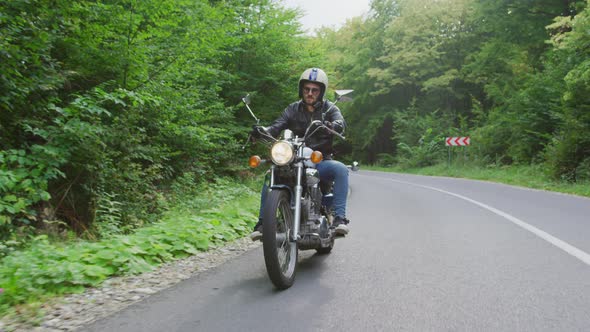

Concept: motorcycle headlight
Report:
left=270, top=141, right=294, bottom=166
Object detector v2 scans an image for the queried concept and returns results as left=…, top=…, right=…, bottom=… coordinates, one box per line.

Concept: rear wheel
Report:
left=262, top=189, right=298, bottom=289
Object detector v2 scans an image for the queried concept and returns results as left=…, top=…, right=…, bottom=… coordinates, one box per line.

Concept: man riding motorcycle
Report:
left=250, top=68, right=351, bottom=241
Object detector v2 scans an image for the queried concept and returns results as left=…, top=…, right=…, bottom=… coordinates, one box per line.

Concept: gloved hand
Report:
left=323, top=120, right=343, bottom=133
left=250, top=125, right=270, bottom=141
left=250, top=125, right=263, bottom=139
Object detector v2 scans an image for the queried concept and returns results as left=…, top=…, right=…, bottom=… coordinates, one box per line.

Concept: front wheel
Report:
left=262, top=189, right=298, bottom=289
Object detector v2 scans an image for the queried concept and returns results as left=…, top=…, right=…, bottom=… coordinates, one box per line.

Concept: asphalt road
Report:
left=84, top=170, right=590, bottom=332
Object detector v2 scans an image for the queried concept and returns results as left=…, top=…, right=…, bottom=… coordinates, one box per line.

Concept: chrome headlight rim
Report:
left=270, top=141, right=295, bottom=166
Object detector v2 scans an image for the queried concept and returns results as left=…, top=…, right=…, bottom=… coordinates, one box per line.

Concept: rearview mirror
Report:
left=347, top=161, right=359, bottom=172
left=241, top=93, right=260, bottom=124
left=242, top=94, right=251, bottom=105
left=335, top=89, right=353, bottom=102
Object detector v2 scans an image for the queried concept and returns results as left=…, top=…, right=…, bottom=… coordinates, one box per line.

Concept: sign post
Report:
left=445, top=137, right=470, bottom=166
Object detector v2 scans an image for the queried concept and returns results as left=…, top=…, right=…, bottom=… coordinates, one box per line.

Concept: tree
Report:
left=544, top=1, right=590, bottom=180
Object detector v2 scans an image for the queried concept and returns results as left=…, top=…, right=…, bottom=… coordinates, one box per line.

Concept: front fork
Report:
left=292, top=161, right=304, bottom=242
left=268, top=161, right=304, bottom=242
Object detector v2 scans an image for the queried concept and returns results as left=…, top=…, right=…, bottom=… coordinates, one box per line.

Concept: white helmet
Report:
left=299, top=68, right=329, bottom=101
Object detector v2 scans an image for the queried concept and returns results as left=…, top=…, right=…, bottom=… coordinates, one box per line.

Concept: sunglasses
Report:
left=303, top=87, right=320, bottom=94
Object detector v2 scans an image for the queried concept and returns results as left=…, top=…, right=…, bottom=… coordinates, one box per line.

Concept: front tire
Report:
left=262, top=189, right=298, bottom=289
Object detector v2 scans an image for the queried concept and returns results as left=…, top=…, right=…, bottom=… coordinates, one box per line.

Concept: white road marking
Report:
left=361, top=174, right=590, bottom=266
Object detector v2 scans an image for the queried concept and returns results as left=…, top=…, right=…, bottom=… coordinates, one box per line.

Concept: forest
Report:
left=1, top=0, right=589, bottom=252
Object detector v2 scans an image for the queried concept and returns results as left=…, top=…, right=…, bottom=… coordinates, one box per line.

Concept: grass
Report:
left=366, top=163, right=590, bottom=198
left=0, top=177, right=261, bottom=325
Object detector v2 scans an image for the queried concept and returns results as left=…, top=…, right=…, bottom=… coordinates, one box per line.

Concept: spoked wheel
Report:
left=262, top=189, right=298, bottom=289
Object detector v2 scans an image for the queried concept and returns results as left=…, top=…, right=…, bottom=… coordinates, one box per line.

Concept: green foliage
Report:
left=3, top=0, right=590, bottom=243
left=396, top=128, right=446, bottom=168
left=375, top=153, right=397, bottom=167
left=0, top=147, right=66, bottom=256
left=542, top=3, right=590, bottom=180
left=391, top=105, right=455, bottom=168
left=315, top=0, right=588, bottom=180
left=0, top=179, right=259, bottom=315
left=38, top=87, right=169, bottom=234
left=316, top=3, right=400, bottom=162
left=1, top=0, right=309, bottom=242
left=94, top=190, right=124, bottom=237
left=469, top=108, right=516, bottom=164
left=0, top=149, right=63, bottom=222
left=0, top=0, right=66, bottom=127
left=220, top=0, right=321, bottom=143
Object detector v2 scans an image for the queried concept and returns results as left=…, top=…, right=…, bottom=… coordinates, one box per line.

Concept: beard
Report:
left=303, top=95, right=321, bottom=106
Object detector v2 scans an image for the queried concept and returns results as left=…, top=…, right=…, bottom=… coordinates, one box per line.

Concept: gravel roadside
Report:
left=0, top=237, right=261, bottom=332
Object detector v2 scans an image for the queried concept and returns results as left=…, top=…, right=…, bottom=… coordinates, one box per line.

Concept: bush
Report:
left=396, top=128, right=445, bottom=168
left=0, top=179, right=259, bottom=315
left=0, top=147, right=66, bottom=257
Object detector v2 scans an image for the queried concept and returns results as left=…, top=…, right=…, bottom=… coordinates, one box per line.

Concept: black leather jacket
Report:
left=266, top=100, right=346, bottom=157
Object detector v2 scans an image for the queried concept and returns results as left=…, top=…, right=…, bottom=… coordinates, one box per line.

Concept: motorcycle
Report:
left=243, top=90, right=354, bottom=289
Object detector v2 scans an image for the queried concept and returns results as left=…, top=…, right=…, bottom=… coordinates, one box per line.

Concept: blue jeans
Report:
left=258, top=160, right=349, bottom=219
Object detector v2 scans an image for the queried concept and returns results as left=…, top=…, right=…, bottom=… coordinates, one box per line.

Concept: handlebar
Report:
left=304, top=120, right=345, bottom=141
left=245, top=120, right=345, bottom=150
left=242, top=126, right=276, bottom=150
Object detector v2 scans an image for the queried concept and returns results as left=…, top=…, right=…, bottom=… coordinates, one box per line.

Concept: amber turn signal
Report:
left=310, top=151, right=323, bottom=164
left=249, top=155, right=261, bottom=168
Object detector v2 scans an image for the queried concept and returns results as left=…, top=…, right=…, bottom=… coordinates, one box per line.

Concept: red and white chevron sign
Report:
left=446, top=137, right=470, bottom=146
